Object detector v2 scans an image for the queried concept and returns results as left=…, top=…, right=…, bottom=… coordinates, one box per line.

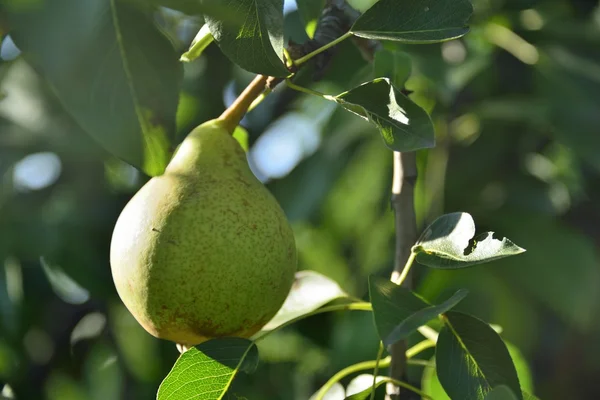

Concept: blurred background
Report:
left=1, top=0, right=600, bottom=398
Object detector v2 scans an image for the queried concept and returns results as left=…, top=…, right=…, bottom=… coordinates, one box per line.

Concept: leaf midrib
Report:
left=352, top=26, right=468, bottom=35
left=444, top=317, right=491, bottom=396
left=109, top=0, right=157, bottom=169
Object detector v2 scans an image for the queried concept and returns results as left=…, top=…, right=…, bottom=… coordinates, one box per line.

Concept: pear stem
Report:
left=218, top=75, right=269, bottom=133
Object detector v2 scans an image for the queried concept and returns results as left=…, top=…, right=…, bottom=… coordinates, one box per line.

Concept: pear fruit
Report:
left=110, top=118, right=297, bottom=346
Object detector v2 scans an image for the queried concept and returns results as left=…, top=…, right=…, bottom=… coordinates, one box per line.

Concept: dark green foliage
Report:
left=0, top=0, right=599, bottom=399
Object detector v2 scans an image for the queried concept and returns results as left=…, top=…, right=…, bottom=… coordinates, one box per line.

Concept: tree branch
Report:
left=387, top=151, right=418, bottom=400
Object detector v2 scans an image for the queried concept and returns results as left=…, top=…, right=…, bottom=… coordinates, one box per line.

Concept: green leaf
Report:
left=351, top=0, right=473, bottom=43
left=205, top=0, right=289, bottom=77
left=373, top=49, right=412, bottom=88
left=180, top=24, right=214, bottom=63
left=505, top=343, right=534, bottom=394
left=330, top=78, right=434, bottom=151
left=485, top=386, right=519, bottom=400
left=157, top=338, right=257, bottom=400
left=7, top=0, right=182, bottom=177
left=436, top=312, right=523, bottom=400
left=423, top=343, right=537, bottom=400
left=384, top=289, right=468, bottom=346
left=422, top=357, right=451, bottom=400
left=369, top=276, right=466, bottom=346
left=296, top=0, right=326, bottom=37
left=413, top=212, right=525, bottom=269
left=232, top=125, right=249, bottom=152
left=260, top=270, right=348, bottom=333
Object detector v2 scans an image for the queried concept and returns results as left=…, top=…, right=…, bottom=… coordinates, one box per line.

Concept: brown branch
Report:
left=387, top=151, right=418, bottom=400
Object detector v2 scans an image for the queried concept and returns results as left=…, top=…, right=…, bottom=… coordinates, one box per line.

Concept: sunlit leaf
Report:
left=157, top=338, right=257, bottom=400
left=422, top=357, right=451, bottom=400
left=232, top=125, right=249, bottom=152
left=345, top=374, right=386, bottom=399
left=205, top=0, right=289, bottom=77
left=296, top=0, right=326, bottom=38
left=180, top=24, right=214, bottom=63
left=328, top=78, right=434, bottom=151
left=506, top=342, right=534, bottom=394
left=7, top=0, right=182, bottom=176
left=260, top=270, right=348, bottom=332
left=351, top=0, right=473, bottom=43
left=309, top=382, right=345, bottom=400
left=40, top=257, right=89, bottom=305
left=70, top=313, right=107, bottom=347
left=436, top=312, right=522, bottom=400
left=413, top=212, right=525, bottom=269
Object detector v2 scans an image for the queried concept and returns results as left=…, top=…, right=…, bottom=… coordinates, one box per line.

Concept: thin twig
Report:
left=387, top=151, right=419, bottom=400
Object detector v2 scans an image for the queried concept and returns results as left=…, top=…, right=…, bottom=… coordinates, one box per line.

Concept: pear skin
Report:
left=110, top=119, right=297, bottom=346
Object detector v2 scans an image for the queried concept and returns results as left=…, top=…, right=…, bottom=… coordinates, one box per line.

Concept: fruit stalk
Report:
left=218, top=75, right=269, bottom=132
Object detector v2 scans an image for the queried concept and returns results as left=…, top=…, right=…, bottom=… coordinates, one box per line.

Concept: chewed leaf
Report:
left=413, top=212, right=525, bottom=269
left=259, top=270, right=348, bottom=333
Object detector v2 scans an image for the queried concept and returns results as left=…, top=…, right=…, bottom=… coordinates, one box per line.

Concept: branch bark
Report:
left=386, top=151, right=418, bottom=400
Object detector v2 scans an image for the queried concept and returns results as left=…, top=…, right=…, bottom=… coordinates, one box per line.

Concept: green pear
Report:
left=110, top=118, right=297, bottom=346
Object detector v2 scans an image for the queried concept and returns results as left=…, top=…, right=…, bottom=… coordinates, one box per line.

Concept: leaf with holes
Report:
left=436, top=312, right=523, bottom=400
left=259, top=270, right=348, bottom=333
left=328, top=78, right=434, bottom=151
left=157, top=338, right=257, bottom=400
left=6, top=0, right=182, bottom=176
left=205, top=0, right=289, bottom=77
left=369, top=276, right=467, bottom=346
left=351, top=0, right=473, bottom=43
left=413, top=212, right=525, bottom=269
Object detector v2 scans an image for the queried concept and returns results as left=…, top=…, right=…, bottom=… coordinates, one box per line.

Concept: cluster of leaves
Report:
left=158, top=213, right=529, bottom=400
left=3, top=0, right=472, bottom=176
